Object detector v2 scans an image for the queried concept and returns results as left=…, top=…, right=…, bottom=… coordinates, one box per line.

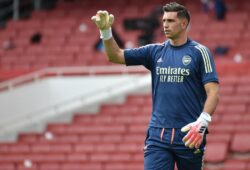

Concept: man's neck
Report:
left=170, top=36, right=188, bottom=46
left=169, top=31, right=188, bottom=46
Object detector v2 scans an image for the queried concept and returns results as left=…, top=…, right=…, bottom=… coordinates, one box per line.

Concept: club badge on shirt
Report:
left=182, top=55, right=192, bottom=65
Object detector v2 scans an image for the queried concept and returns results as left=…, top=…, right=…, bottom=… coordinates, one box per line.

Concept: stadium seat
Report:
left=223, top=160, right=248, bottom=170
left=31, top=143, right=72, bottom=153
left=126, top=95, right=152, bottom=106
left=61, top=162, right=102, bottom=170
left=221, top=94, right=247, bottom=103
left=231, top=133, right=250, bottom=153
left=39, top=163, right=60, bottom=170
left=18, top=133, right=42, bottom=143
left=205, top=142, right=228, bottom=163
left=219, top=84, right=234, bottom=95
left=206, top=133, right=231, bottom=143
left=220, top=113, right=243, bottom=123
left=209, top=123, right=235, bottom=134
left=0, top=163, right=15, bottom=170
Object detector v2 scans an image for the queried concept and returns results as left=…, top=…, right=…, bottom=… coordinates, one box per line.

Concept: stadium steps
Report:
left=0, top=72, right=250, bottom=169
left=0, top=95, right=151, bottom=170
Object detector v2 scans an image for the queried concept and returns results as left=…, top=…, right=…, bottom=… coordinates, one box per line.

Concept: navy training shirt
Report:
left=124, top=39, right=219, bottom=128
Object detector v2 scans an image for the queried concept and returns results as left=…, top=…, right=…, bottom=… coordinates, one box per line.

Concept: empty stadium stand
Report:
left=0, top=0, right=250, bottom=169
left=0, top=67, right=250, bottom=170
left=0, top=0, right=249, bottom=80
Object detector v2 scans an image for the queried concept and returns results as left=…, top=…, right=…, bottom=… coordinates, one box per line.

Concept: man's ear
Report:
left=181, top=19, right=189, bottom=29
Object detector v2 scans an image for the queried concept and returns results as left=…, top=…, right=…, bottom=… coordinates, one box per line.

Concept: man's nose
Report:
left=163, top=25, right=168, bottom=29
left=163, top=22, right=168, bottom=28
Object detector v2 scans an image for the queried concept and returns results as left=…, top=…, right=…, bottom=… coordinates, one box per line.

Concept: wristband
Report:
left=100, top=27, right=112, bottom=40
left=199, top=112, right=212, bottom=123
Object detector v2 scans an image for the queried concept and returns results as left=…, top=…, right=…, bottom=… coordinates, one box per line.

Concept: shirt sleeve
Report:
left=124, top=45, right=153, bottom=70
left=196, top=45, right=219, bottom=84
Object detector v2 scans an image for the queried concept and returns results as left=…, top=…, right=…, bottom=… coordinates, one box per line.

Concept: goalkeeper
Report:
left=92, top=2, right=219, bottom=170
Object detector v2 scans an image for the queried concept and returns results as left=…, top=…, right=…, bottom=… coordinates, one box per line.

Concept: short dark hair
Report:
left=163, top=2, right=190, bottom=24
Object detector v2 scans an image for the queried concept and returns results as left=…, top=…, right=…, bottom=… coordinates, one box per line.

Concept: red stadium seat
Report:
left=31, top=143, right=72, bottom=153
left=206, top=133, right=232, bottom=143
left=39, top=163, right=60, bottom=170
left=223, top=160, right=248, bottom=170
left=61, top=162, right=102, bottom=170
left=231, top=133, right=250, bottom=153
left=220, top=113, right=243, bottom=123
left=0, top=163, right=15, bottom=170
left=205, top=142, right=228, bottom=163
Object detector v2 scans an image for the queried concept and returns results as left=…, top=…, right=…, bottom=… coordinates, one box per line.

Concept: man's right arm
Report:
left=91, top=10, right=125, bottom=65
left=103, top=37, right=125, bottom=64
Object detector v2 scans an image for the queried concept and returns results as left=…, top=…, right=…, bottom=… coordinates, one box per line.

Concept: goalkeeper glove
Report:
left=181, top=112, right=212, bottom=149
left=91, top=10, right=114, bottom=40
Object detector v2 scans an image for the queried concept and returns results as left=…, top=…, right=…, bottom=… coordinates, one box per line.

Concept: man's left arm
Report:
left=203, top=82, right=220, bottom=116
left=181, top=82, right=219, bottom=149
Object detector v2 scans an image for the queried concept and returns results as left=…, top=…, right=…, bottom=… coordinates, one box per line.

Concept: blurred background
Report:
left=0, top=0, right=249, bottom=170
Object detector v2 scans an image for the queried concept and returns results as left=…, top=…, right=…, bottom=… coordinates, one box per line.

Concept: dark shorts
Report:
left=144, top=127, right=206, bottom=170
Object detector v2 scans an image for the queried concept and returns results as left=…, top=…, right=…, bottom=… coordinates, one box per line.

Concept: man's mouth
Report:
left=164, top=30, right=170, bottom=34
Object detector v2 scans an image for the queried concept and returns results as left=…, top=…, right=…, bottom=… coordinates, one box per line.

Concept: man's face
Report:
left=162, top=12, right=187, bottom=40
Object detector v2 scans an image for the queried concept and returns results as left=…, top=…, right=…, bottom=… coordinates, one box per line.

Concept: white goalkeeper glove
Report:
left=91, top=10, right=114, bottom=40
left=181, top=112, right=212, bottom=149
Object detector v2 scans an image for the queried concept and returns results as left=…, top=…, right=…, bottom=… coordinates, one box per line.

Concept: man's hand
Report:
left=91, top=10, right=114, bottom=30
left=181, top=112, right=212, bottom=149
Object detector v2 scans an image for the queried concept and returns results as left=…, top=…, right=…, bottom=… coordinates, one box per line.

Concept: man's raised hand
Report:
left=91, top=10, right=114, bottom=30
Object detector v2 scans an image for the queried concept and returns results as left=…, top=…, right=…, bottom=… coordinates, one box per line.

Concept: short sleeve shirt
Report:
left=124, top=39, right=219, bottom=128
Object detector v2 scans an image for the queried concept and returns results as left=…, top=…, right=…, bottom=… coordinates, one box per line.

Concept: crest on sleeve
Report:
left=182, top=55, right=191, bottom=65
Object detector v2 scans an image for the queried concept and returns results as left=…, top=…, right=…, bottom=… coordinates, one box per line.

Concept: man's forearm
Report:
left=103, top=38, right=125, bottom=64
left=203, top=84, right=219, bottom=116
